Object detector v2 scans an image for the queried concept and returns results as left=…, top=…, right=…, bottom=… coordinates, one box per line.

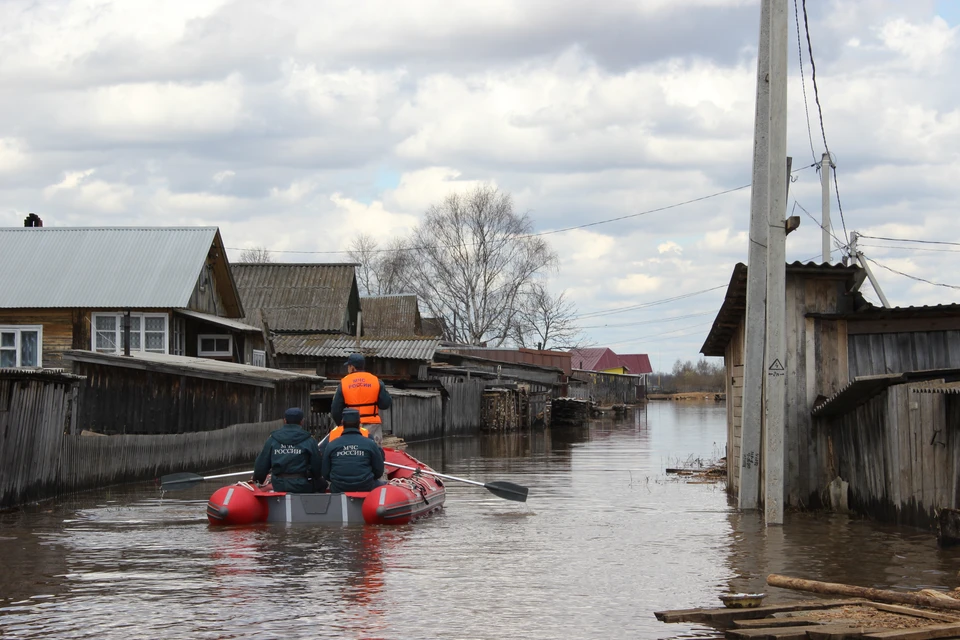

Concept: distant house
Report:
left=569, top=347, right=625, bottom=373
left=0, top=224, right=264, bottom=370
left=234, top=264, right=437, bottom=379
left=360, top=294, right=422, bottom=337
left=617, top=354, right=653, bottom=377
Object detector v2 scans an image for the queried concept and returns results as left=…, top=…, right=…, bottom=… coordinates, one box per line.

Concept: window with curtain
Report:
left=0, top=326, right=42, bottom=368
left=91, top=313, right=168, bottom=355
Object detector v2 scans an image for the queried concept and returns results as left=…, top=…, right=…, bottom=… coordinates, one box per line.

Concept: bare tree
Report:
left=406, top=185, right=556, bottom=346
left=238, top=246, right=273, bottom=263
left=511, top=283, right=584, bottom=350
left=348, top=234, right=412, bottom=296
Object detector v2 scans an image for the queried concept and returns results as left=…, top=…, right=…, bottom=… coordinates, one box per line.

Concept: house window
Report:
left=91, top=313, right=168, bottom=355
left=172, top=317, right=186, bottom=356
left=252, top=349, right=266, bottom=367
left=0, top=326, right=42, bottom=368
left=198, top=334, right=232, bottom=357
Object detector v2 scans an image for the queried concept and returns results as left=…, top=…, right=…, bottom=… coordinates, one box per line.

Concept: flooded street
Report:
left=3, top=401, right=960, bottom=639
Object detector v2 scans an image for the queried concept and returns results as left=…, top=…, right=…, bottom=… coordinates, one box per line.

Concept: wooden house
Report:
left=360, top=294, right=423, bottom=337
left=0, top=224, right=265, bottom=371
left=569, top=347, right=627, bottom=374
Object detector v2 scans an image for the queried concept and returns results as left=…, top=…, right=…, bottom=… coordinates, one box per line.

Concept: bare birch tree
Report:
left=406, top=185, right=556, bottom=346
left=348, top=234, right=412, bottom=296
left=238, top=246, right=273, bottom=263
left=511, top=283, right=584, bottom=350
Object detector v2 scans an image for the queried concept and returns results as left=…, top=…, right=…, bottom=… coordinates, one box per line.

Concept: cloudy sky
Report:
left=1, top=0, right=958, bottom=369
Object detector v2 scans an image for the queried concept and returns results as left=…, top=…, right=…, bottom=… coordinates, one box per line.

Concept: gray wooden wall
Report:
left=848, top=330, right=960, bottom=378
left=380, top=390, right=443, bottom=441
left=438, top=376, right=485, bottom=435
left=824, top=384, right=956, bottom=528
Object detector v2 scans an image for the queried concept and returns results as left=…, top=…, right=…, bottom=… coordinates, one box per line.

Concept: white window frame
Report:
left=0, top=325, right=43, bottom=368
left=251, top=349, right=266, bottom=367
left=198, top=334, right=233, bottom=357
left=90, top=313, right=169, bottom=355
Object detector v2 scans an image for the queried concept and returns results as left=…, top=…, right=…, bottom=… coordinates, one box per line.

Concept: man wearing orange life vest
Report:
left=330, top=353, right=392, bottom=443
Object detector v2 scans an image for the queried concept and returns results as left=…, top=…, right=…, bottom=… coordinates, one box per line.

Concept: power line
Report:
left=859, top=243, right=960, bottom=254
left=603, top=321, right=716, bottom=348
left=858, top=234, right=960, bottom=247
left=579, top=310, right=715, bottom=330
left=793, top=0, right=817, bottom=164
left=860, top=254, right=960, bottom=291
left=573, top=285, right=727, bottom=320
left=800, top=0, right=848, bottom=240
left=792, top=200, right=845, bottom=249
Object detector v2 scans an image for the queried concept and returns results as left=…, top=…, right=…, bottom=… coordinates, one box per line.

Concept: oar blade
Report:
left=484, top=481, right=529, bottom=502
left=159, top=472, right=204, bottom=492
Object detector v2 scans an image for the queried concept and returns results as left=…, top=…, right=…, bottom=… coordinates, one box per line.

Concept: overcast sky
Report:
left=1, top=0, right=958, bottom=369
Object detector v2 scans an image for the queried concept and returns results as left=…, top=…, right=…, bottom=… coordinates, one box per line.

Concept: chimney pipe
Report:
left=24, top=213, right=43, bottom=228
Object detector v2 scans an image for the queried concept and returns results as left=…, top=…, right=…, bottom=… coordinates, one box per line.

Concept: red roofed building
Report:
left=617, top=354, right=653, bottom=375
left=569, top=347, right=624, bottom=373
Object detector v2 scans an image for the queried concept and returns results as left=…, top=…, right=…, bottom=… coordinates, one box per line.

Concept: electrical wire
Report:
left=801, top=0, right=848, bottom=240
left=579, top=310, right=715, bottom=330
left=573, top=285, right=727, bottom=320
left=858, top=234, right=960, bottom=247
left=792, top=200, right=845, bottom=249
left=794, top=0, right=818, bottom=164
left=860, top=254, right=960, bottom=291
left=859, top=243, right=960, bottom=254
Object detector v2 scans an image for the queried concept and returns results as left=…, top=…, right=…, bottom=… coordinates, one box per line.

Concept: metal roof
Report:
left=618, top=354, right=653, bottom=374
left=175, top=309, right=262, bottom=333
left=233, top=264, right=357, bottom=332
left=361, top=294, right=421, bottom=337
left=700, top=261, right=863, bottom=357
left=62, top=349, right=321, bottom=388
left=272, top=335, right=439, bottom=361
left=569, top=347, right=622, bottom=372
left=0, top=227, right=222, bottom=308
left=812, top=368, right=960, bottom=418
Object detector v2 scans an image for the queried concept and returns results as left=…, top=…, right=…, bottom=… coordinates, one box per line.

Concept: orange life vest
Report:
left=328, top=425, right=370, bottom=442
left=340, top=371, right=383, bottom=425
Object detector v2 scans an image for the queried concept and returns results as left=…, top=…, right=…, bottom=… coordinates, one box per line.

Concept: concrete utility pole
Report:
left=763, top=0, right=789, bottom=527
left=821, top=152, right=834, bottom=263
left=739, top=0, right=772, bottom=512
left=850, top=231, right=891, bottom=308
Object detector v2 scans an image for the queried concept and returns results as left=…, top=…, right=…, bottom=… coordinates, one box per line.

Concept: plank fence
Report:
left=2, top=369, right=283, bottom=509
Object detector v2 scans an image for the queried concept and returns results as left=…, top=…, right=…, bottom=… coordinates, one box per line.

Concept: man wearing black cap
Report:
left=321, top=407, right=386, bottom=493
left=331, top=352, right=392, bottom=443
left=253, top=408, right=326, bottom=493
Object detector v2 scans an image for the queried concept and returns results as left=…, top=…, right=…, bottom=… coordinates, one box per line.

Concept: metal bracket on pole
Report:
left=850, top=231, right=891, bottom=308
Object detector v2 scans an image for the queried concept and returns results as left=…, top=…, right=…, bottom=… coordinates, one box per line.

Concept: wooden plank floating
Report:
left=767, top=575, right=960, bottom=613
left=863, top=623, right=960, bottom=639
left=654, top=599, right=865, bottom=624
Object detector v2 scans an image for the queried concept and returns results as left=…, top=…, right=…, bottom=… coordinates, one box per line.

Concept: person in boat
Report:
left=330, top=353, right=392, bottom=444
left=321, top=408, right=386, bottom=493
left=253, top=407, right=327, bottom=493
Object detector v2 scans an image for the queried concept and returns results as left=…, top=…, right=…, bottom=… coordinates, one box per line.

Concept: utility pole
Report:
left=763, top=0, right=789, bottom=527
left=821, top=152, right=834, bottom=263
left=739, top=0, right=772, bottom=512
left=849, top=231, right=891, bottom=308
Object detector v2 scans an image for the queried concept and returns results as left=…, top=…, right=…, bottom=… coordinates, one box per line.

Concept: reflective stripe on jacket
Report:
left=340, top=372, right=382, bottom=424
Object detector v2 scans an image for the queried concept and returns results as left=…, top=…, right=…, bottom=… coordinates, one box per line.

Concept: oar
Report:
left=159, top=470, right=252, bottom=492
left=386, top=462, right=528, bottom=502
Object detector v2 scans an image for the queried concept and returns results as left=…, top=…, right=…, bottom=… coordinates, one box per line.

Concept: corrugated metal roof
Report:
left=361, top=294, right=420, bottom=337
left=913, top=382, right=960, bottom=394
left=62, top=349, right=321, bottom=387
left=175, top=309, right=262, bottom=333
left=272, top=334, right=439, bottom=361
left=618, top=354, right=653, bottom=374
left=0, top=227, right=219, bottom=308
left=812, top=368, right=960, bottom=417
left=233, top=264, right=357, bottom=332
left=569, top=347, right=622, bottom=372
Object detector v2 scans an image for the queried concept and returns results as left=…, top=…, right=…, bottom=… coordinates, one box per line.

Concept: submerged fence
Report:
left=1, top=368, right=282, bottom=510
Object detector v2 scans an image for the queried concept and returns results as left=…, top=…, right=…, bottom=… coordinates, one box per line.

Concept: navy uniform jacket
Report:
left=254, top=423, right=325, bottom=493
left=320, top=426, right=385, bottom=492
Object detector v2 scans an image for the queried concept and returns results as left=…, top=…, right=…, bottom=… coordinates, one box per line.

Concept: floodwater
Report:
left=2, top=402, right=960, bottom=639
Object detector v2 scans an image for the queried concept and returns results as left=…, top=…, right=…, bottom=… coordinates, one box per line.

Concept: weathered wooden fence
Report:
left=380, top=389, right=443, bottom=440
left=1, top=370, right=80, bottom=509
left=58, top=420, right=280, bottom=497
left=438, top=376, right=484, bottom=435
left=817, top=381, right=960, bottom=528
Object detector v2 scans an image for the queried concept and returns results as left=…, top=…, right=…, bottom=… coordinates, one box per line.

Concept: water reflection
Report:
left=3, top=402, right=960, bottom=639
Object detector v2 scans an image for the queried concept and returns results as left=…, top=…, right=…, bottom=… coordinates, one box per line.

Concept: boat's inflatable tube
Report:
left=206, top=483, right=266, bottom=525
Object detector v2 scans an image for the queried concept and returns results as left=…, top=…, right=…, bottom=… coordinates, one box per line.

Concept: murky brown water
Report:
left=2, top=402, right=960, bottom=639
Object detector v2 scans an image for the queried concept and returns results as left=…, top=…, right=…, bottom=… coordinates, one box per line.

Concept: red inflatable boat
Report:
left=206, top=448, right=444, bottom=526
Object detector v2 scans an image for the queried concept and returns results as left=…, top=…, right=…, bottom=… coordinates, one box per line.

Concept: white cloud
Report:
left=42, top=169, right=133, bottom=213
left=212, top=170, right=235, bottom=184
left=0, top=138, right=28, bottom=173
left=658, top=241, right=683, bottom=255
left=878, top=16, right=957, bottom=69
